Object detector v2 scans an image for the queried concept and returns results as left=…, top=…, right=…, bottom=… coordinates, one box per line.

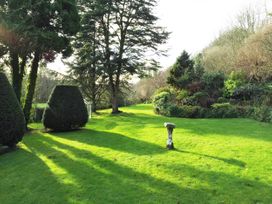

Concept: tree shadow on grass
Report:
left=0, top=144, right=69, bottom=204
left=47, top=129, right=165, bottom=156
left=175, top=149, right=247, bottom=168
left=163, top=163, right=272, bottom=204
left=24, top=134, right=213, bottom=204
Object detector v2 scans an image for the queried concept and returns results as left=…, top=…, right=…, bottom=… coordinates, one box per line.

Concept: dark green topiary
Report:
left=43, top=85, right=89, bottom=131
left=0, top=73, right=25, bottom=147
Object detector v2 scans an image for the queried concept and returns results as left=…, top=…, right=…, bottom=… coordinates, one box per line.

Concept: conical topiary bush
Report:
left=43, top=85, right=89, bottom=131
left=0, top=72, right=26, bottom=147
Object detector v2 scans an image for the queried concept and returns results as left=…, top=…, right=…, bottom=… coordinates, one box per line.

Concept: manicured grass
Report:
left=33, top=103, right=48, bottom=108
left=1, top=104, right=272, bottom=203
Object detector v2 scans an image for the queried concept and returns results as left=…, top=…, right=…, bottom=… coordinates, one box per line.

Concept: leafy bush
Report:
left=232, top=84, right=265, bottom=102
left=182, top=95, right=198, bottom=106
left=250, top=106, right=272, bottom=123
left=207, top=103, right=238, bottom=118
left=0, top=73, right=25, bottom=147
left=235, top=105, right=272, bottom=123
left=187, top=81, right=203, bottom=94
left=202, top=71, right=225, bottom=98
left=154, top=87, right=172, bottom=95
left=176, top=89, right=189, bottom=102
left=217, top=97, right=229, bottom=103
left=181, top=91, right=213, bottom=108
left=43, top=85, right=89, bottom=131
left=167, top=105, right=181, bottom=117
left=193, top=91, right=212, bottom=107
left=224, top=71, right=246, bottom=98
left=168, top=105, right=201, bottom=118
left=153, top=91, right=174, bottom=115
left=211, top=103, right=231, bottom=109
left=259, top=88, right=272, bottom=106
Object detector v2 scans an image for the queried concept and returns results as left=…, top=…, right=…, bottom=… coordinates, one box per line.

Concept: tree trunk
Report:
left=23, top=50, right=40, bottom=125
left=92, top=100, right=97, bottom=113
left=111, top=93, right=119, bottom=114
left=91, top=86, right=97, bottom=113
left=10, top=52, right=27, bottom=104
left=17, top=56, right=27, bottom=103
left=91, top=23, right=97, bottom=113
left=110, top=80, right=120, bottom=114
left=10, top=51, right=20, bottom=102
left=110, top=29, right=125, bottom=114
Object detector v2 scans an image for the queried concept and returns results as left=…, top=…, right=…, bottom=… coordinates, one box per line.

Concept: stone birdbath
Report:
left=164, top=122, right=176, bottom=150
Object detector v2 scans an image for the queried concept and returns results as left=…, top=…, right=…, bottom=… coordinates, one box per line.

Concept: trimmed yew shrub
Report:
left=43, top=85, right=88, bottom=131
left=0, top=73, right=25, bottom=147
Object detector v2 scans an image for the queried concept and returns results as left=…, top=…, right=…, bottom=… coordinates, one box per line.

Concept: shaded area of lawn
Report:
left=1, top=104, right=272, bottom=203
left=49, top=129, right=165, bottom=155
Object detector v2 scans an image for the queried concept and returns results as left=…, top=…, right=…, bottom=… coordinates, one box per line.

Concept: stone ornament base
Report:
left=167, top=143, right=174, bottom=150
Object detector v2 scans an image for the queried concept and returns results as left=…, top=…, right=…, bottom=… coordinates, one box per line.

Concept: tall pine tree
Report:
left=74, top=0, right=169, bottom=113
left=167, top=51, right=195, bottom=89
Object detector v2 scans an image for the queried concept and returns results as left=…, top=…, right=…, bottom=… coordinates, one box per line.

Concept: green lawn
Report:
left=1, top=104, right=272, bottom=204
left=33, top=103, right=48, bottom=108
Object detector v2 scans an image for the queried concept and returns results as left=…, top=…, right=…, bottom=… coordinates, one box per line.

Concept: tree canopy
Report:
left=0, top=0, right=80, bottom=124
left=72, top=0, right=169, bottom=113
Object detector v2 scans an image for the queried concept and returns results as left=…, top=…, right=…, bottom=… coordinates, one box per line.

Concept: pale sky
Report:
left=48, top=0, right=272, bottom=73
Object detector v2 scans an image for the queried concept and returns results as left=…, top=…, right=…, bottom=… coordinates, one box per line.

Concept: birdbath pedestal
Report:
left=164, top=122, right=176, bottom=150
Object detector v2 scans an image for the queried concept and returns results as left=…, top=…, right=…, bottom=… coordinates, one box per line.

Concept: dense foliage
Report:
left=43, top=85, right=88, bottom=131
left=154, top=49, right=272, bottom=123
left=0, top=72, right=25, bottom=147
